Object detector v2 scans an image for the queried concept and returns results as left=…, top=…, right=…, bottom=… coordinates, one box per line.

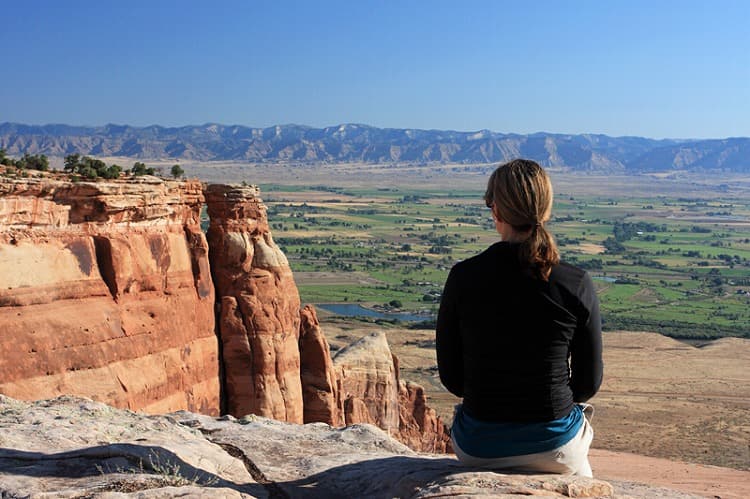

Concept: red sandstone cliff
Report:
left=0, top=175, right=449, bottom=453
left=0, top=174, right=219, bottom=414
left=200, top=182, right=451, bottom=450
left=205, top=184, right=303, bottom=423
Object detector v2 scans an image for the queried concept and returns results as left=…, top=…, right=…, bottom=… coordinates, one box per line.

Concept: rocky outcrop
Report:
left=0, top=395, right=626, bottom=498
left=0, top=395, right=255, bottom=497
left=201, top=183, right=446, bottom=450
left=205, top=184, right=303, bottom=423
left=0, top=175, right=219, bottom=415
left=397, top=381, right=452, bottom=453
left=335, top=332, right=401, bottom=431
left=7, top=395, right=739, bottom=498
left=333, top=332, right=451, bottom=453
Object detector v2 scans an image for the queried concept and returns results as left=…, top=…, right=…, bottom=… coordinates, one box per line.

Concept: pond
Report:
left=317, top=303, right=433, bottom=323
left=592, top=275, right=617, bottom=283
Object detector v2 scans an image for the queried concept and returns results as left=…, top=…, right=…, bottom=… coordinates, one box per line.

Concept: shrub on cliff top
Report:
left=170, top=164, right=184, bottom=178
left=1, top=150, right=49, bottom=171
left=131, top=161, right=155, bottom=176
left=64, top=154, right=122, bottom=180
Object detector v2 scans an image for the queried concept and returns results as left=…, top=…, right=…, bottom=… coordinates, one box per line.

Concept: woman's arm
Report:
left=570, top=272, right=603, bottom=402
left=436, top=266, right=464, bottom=397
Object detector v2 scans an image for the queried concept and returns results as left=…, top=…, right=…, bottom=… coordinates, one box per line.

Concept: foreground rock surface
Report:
left=0, top=395, right=715, bottom=499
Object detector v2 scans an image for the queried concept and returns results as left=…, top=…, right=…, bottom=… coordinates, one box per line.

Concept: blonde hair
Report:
left=484, top=159, right=560, bottom=280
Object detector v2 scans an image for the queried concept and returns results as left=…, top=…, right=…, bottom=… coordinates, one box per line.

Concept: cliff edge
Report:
left=0, top=396, right=624, bottom=498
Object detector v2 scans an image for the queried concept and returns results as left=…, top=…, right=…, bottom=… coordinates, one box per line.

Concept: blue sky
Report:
left=1, top=1, right=748, bottom=139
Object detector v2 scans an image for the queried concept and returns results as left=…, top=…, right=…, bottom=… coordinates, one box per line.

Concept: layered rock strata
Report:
left=205, top=184, right=303, bottom=423
left=0, top=175, right=218, bottom=414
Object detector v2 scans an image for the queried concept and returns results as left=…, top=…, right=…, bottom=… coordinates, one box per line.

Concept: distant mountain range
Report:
left=1, top=122, right=748, bottom=172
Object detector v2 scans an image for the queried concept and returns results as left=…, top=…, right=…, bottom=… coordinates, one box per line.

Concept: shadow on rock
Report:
left=273, top=456, right=467, bottom=498
left=269, top=455, right=615, bottom=499
left=0, top=443, right=264, bottom=496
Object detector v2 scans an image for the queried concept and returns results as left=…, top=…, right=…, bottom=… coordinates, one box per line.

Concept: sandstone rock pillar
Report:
left=205, top=184, right=303, bottom=423
left=299, top=305, right=344, bottom=426
left=332, top=331, right=452, bottom=452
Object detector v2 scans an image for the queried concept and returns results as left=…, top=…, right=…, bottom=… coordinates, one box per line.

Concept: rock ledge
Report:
left=0, top=396, right=702, bottom=498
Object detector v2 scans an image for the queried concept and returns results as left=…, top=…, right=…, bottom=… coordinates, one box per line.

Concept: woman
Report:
left=436, top=159, right=602, bottom=476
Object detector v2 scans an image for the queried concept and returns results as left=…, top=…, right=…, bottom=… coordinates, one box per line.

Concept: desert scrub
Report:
left=94, top=450, right=220, bottom=493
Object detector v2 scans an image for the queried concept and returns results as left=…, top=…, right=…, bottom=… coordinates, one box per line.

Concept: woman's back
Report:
left=436, top=159, right=602, bottom=476
left=436, top=241, right=602, bottom=422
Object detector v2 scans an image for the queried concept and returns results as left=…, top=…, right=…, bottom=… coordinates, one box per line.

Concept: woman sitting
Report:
left=436, top=159, right=603, bottom=476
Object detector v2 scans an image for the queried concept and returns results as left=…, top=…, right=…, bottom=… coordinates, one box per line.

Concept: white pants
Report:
left=452, top=405, right=595, bottom=477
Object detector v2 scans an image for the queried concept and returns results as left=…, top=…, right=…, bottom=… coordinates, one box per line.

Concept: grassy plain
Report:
left=190, top=163, right=750, bottom=340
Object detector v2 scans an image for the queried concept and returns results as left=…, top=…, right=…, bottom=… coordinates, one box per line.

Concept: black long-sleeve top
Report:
left=436, top=242, right=603, bottom=423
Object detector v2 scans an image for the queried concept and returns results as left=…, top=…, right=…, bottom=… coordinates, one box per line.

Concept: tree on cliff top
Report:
left=131, top=161, right=155, bottom=176
left=64, top=154, right=122, bottom=179
left=170, top=164, right=184, bottom=179
left=3, top=152, right=49, bottom=170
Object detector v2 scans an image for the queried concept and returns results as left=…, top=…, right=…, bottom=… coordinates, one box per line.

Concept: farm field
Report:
left=242, top=175, right=750, bottom=340
left=187, top=161, right=750, bottom=340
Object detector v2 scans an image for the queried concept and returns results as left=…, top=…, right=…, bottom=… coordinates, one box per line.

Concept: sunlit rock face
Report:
left=205, top=184, right=303, bottom=423
left=335, top=332, right=402, bottom=431
left=0, top=175, right=219, bottom=414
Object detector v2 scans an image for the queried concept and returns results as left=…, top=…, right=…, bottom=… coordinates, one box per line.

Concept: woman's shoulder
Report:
left=553, top=260, right=587, bottom=278
left=550, top=261, right=594, bottom=293
left=450, top=242, right=511, bottom=272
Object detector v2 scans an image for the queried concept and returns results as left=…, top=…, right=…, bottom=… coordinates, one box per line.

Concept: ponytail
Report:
left=519, top=223, right=559, bottom=281
left=485, top=159, right=560, bottom=281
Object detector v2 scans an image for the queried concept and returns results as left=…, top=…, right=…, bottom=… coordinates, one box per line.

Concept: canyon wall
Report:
left=0, top=173, right=448, bottom=452
left=0, top=175, right=219, bottom=414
